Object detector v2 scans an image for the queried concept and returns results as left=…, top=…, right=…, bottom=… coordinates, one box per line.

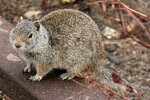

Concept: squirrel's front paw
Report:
left=29, top=75, right=43, bottom=81
left=23, top=66, right=31, bottom=73
left=59, top=73, right=75, bottom=80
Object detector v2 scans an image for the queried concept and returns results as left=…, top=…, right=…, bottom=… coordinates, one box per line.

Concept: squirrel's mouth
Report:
left=14, top=43, right=22, bottom=49
left=13, top=43, right=26, bottom=51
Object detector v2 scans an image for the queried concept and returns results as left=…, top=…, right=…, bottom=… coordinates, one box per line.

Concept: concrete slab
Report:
left=0, top=16, right=107, bottom=100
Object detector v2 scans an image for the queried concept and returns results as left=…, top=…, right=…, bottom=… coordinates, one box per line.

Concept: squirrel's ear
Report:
left=34, top=22, right=40, bottom=31
left=19, top=16, right=24, bottom=22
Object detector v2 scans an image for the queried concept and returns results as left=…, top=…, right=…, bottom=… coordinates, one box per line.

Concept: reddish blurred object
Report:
left=41, top=0, right=51, bottom=10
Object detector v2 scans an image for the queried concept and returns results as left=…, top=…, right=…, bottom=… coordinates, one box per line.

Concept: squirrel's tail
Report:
left=92, top=68, right=136, bottom=94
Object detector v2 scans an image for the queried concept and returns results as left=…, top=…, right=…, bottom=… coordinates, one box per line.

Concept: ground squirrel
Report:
left=9, top=9, right=130, bottom=92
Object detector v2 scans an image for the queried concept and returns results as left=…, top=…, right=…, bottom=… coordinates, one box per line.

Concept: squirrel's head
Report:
left=9, top=17, right=44, bottom=51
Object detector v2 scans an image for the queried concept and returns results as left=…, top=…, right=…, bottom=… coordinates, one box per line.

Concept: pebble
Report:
left=24, top=10, right=42, bottom=19
left=102, top=26, right=120, bottom=39
left=107, top=53, right=121, bottom=65
left=140, top=70, right=145, bottom=75
left=105, top=44, right=119, bottom=52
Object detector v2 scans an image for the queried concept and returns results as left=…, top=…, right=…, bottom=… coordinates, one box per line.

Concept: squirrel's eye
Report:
left=28, top=33, right=33, bottom=39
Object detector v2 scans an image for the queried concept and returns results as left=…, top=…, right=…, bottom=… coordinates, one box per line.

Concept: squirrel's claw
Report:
left=23, top=66, right=31, bottom=73
left=29, top=75, right=43, bottom=81
left=59, top=73, right=75, bottom=80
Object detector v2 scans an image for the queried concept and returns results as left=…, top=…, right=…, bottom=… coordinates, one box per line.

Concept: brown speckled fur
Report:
left=40, top=9, right=101, bottom=73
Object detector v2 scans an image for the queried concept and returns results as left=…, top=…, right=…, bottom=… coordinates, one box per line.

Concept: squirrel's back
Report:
left=40, top=9, right=101, bottom=47
left=40, top=9, right=99, bottom=33
left=39, top=9, right=102, bottom=69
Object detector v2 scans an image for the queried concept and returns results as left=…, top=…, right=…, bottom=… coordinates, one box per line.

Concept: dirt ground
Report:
left=0, top=0, right=150, bottom=100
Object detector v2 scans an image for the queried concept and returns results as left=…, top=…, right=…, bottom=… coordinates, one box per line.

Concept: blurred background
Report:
left=1, top=0, right=149, bottom=42
left=0, top=0, right=149, bottom=24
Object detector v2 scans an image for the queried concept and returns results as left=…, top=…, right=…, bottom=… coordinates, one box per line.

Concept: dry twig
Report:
left=59, top=59, right=131, bottom=100
left=87, top=0, right=150, bottom=48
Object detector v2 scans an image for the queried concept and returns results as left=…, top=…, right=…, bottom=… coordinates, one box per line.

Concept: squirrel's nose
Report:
left=15, top=44, right=21, bottom=48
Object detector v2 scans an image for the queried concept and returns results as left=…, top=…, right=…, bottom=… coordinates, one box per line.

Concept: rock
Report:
left=140, top=70, right=145, bottom=75
left=105, top=44, right=119, bottom=52
left=102, top=26, right=120, bottom=39
left=107, top=53, right=121, bottom=65
left=24, top=11, right=42, bottom=19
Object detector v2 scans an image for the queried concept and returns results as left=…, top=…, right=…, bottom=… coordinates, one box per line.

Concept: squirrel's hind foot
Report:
left=59, top=73, right=75, bottom=80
